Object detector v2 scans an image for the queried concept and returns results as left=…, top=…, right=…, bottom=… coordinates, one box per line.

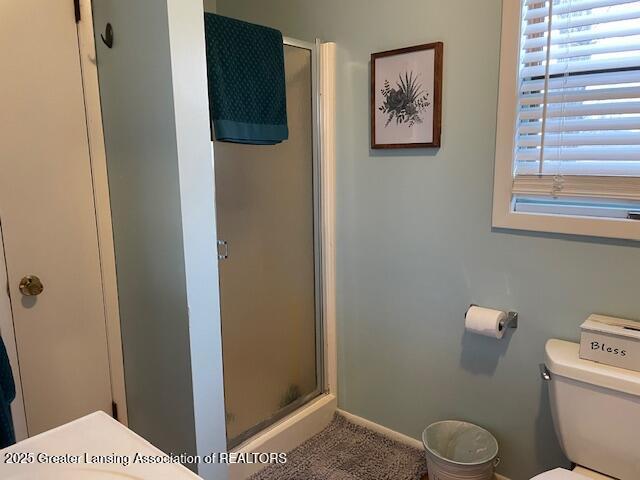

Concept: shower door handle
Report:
left=217, top=240, right=229, bottom=260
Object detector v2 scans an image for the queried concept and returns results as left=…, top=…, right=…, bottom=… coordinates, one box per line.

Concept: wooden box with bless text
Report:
left=580, top=315, right=640, bottom=373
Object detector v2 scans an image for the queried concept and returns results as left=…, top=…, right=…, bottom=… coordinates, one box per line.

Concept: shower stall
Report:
left=213, top=38, right=333, bottom=449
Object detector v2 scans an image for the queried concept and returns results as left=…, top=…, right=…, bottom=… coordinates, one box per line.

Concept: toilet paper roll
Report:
left=465, top=306, right=507, bottom=339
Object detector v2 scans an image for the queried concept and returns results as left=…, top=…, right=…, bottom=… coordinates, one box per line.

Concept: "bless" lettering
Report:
left=591, top=341, right=627, bottom=357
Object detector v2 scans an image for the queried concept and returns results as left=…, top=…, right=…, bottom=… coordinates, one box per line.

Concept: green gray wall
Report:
left=93, top=2, right=227, bottom=478
left=217, top=1, right=640, bottom=478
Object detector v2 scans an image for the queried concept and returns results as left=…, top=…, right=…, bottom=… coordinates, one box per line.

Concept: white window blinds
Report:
left=514, top=0, right=640, bottom=203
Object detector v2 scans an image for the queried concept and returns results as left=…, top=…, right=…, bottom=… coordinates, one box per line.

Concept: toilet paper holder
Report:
left=466, top=304, right=519, bottom=332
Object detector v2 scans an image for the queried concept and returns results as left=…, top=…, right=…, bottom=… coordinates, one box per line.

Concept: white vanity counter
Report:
left=0, top=411, right=202, bottom=479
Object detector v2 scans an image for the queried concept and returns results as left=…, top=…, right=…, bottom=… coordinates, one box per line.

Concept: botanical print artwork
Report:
left=379, top=71, right=430, bottom=128
left=371, top=43, right=442, bottom=148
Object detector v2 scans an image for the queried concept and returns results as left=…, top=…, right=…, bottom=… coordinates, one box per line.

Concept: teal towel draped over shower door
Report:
left=0, top=335, right=16, bottom=448
left=204, top=14, right=288, bottom=145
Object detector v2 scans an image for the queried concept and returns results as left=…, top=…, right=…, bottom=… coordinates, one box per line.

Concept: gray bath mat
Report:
left=248, top=413, right=428, bottom=480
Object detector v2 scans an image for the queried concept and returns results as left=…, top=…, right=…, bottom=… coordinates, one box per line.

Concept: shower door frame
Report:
left=226, top=36, right=326, bottom=449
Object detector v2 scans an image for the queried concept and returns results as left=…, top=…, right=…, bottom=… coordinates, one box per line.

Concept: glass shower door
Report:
left=214, top=42, right=322, bottom=447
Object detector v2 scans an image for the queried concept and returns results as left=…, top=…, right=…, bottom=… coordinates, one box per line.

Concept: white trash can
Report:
left=422, top=420, right=499, bottom=480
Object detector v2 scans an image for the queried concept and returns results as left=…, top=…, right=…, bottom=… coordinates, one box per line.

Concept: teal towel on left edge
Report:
left=204, top=14, right=288, bottom=145
left=0, top=335, right=16, bottom=448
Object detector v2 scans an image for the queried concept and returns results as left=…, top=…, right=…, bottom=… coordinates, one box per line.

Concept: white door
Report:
left=0, top=0, right=113, bottom=436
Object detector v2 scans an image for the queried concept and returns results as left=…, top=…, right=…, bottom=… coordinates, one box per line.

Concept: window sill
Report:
left=491, top=209, right=640, bottom=241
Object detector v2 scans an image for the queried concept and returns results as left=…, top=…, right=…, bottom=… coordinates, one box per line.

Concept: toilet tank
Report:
left=545, top=339, right=640, bottom=480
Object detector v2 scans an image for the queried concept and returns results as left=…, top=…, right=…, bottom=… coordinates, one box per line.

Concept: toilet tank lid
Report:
left=545, top=339, right=640, bottom=397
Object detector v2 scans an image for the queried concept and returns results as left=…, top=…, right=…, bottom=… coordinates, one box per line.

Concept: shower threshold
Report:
left=229, top=393, right=336, bottom=480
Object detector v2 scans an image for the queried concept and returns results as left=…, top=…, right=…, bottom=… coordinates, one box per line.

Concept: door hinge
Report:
left=111, top=401, right=118, bottom=420
left=73, top=0, right=81, bottom=23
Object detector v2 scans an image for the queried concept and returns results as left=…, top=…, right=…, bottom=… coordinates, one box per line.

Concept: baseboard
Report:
left=337, top=409, right=511, bottom=480
left=337, top=409, right=424, bottom=450
left=229, top=394, right=337, bottom=480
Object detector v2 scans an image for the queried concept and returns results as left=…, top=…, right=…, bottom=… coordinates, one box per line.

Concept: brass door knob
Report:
left=19, top=275, right=44, bottom=296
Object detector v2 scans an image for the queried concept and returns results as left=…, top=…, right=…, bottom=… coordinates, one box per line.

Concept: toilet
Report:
left=531, top=339, right=640, bottom=480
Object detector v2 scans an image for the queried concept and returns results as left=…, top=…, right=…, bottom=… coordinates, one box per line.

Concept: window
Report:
left=493, top=0, right=640, bottom=240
